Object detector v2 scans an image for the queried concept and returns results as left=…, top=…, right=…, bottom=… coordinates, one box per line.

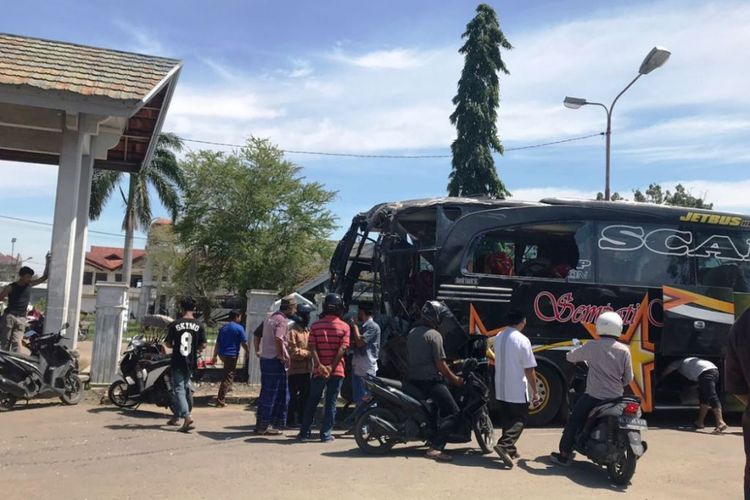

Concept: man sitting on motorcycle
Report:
left=551, top=311, right=634, bottom=466
left=407, top=301, right=464, bottom=462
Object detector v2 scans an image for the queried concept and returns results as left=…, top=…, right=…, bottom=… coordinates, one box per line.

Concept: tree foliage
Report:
left=173, top=138, right=337, bottom=304
left=448, top=3, right=512, bottom=199
left=596, top=183, right=713, bottom=209
left=89, top=133, right=185, bottom=285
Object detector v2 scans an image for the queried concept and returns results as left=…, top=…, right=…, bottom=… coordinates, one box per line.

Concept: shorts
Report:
left=698, top=368, right=721, bottom=409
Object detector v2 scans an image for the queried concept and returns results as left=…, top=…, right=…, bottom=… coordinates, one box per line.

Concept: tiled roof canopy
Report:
left=0, top=33, right=181, bottom=173
left=0, top=33, right=179, bottom=102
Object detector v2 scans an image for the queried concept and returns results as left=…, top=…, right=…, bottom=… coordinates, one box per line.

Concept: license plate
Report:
left=619, top=416, right=648, bottom=430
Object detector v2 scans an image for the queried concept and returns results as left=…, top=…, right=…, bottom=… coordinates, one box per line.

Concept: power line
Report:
left=0, top=214, right=147, bottom=241
left=178, top=132, right=604, bottom=159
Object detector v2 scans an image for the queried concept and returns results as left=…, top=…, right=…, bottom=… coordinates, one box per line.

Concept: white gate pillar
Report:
left=245, top=289, right=278, bottom=386
left=90, top=283, right=129, bottom=383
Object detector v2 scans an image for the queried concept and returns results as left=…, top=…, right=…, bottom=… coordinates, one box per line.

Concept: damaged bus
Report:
left=329, top=197, right=750, bottom=425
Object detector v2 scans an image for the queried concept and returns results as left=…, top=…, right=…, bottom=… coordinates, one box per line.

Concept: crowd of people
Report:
left=157, top=291, right=740, bottom=472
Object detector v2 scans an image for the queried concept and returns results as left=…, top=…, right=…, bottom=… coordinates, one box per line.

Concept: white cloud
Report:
left=164, top=1, right=750, bottom=161
left=112, top=20, right=166, bottom=55
left=333, top=48, right=428, bottom=69
left=509, top=187, right=598, bottom=202
left=0, top=161, right=58, bottom=197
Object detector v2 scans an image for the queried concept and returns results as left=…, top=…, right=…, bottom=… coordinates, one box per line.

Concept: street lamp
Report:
left=564, top=46, right=671, bottom=200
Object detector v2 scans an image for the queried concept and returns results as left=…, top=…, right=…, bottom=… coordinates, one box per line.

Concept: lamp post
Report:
left=564, top=46, right=671, bottom=200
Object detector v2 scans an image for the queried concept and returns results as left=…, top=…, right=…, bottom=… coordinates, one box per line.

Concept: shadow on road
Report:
left=198, top=429, right=255, bottom=441
left=517, top=455, right=628, bottom=492
left=88, top=406, right=169, bottom=419
left=321, top=444, right=504, bottom=469
left=104, top=423, right=167, bottom=431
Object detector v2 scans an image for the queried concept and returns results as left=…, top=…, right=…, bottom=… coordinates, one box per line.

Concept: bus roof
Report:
left=361, top=196, right=745, bottom=222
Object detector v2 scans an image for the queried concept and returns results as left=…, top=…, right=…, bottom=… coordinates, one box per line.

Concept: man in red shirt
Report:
left=296, top=293, right=350, bottom=443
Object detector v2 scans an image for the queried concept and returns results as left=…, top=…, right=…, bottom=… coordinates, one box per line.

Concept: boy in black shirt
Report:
left=165, top=297, right=207, bottom=432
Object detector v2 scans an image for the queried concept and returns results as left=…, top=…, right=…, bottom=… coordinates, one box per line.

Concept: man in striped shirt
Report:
left=297, top=293, right=350, bottom=442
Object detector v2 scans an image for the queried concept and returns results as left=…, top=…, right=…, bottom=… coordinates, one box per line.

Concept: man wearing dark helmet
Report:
left=407, top=300, right=464, bottom=462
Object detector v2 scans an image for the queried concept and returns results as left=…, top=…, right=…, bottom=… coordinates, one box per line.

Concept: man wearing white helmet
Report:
left=551, top=311, right=634, bottom=466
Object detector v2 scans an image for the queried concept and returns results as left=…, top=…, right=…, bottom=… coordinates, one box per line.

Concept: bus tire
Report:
left=527, top=363, right=563, bottom=426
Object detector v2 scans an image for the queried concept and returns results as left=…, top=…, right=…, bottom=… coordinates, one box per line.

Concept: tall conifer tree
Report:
left=448, top=4, right=512, bottom=198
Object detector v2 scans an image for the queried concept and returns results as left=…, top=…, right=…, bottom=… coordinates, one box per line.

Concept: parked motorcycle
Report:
left=108, top=335, right=188, bottom=411
left=568, top=363, right=648, bottom=485
left=353, top=357, right=495, bottom=455
left=0, top=322, right=83, bottom=410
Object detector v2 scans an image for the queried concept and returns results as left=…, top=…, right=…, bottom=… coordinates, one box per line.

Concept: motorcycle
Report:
left=353, top=357, right=495, bottom=455
left=108, top=335, right=189, bottom=411
left=568, top=362, right=648, bottom=485
left=0, top=322, right=83, bottom=410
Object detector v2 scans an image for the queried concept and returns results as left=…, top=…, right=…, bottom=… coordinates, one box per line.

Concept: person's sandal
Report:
left=713, top=423, right=728, bottom=434
left=692, top=422, right=705, bottom=430
left=179, top=418, right=195, bottom=433
left=425, top=449, right=453, bottom=462
left=550, top=452, right=572, bottom=467
left=493, top=444, right=514, bottom=468
left=166, top=417, right=180, bottom=426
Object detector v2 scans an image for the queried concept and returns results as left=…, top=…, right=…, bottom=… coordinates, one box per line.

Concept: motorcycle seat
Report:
left=0, top=350, right=38, bottom=363
left=377, top=377, right=403, bottom=389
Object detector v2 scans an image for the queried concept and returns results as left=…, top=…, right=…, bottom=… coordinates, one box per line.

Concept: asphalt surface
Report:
left=0, top=400, right=745, bottom=500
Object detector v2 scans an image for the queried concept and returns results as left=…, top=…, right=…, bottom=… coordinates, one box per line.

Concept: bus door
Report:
left=657, top=285, right=735, bottom=408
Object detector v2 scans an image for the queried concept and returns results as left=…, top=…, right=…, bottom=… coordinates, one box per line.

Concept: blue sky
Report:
left=2, top=0, right=749, bottom=266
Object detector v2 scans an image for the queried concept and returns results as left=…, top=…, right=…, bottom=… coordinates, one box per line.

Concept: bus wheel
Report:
left=527, top=364, right=563, bottom=426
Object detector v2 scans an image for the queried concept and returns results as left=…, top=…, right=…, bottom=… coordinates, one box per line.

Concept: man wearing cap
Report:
left=211, top=310, right=249, bottom=407
left=255, top=295, right=297, bottom=434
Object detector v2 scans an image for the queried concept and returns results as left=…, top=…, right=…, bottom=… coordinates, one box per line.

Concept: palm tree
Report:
left=89, top=133, right=185, bottom=287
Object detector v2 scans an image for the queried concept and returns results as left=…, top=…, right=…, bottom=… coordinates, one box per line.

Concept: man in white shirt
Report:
left=493, top=310, right=538, bottom=468
left=662, top=357, right=727, bottom=432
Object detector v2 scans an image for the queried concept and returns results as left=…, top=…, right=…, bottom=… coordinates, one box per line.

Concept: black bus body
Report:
left=330, top=197, right=750, bottom=425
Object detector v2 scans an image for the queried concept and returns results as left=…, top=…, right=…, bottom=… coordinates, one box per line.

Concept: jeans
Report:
left=287, top=373, right=311, bottom=426
left=350, top=373, right=371, bottom=423
left=170, top=367, right=192, bottom=419
left=496, top=400, right=529, bottom=455
left=217, top=355, right=238, bottom=403
left=559, top=393, right=602, bottom=455
left=257, top=358, right=289, bottom=429
left=410, top=379, right=460, bottom=450
left=300, top=376, right=343, bottom=441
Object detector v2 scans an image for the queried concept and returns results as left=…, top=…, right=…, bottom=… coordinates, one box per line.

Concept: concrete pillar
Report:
left=65, top=147, right=95, bottom=348
left=90, top=283, right=129, bottom=384
left=245, top=289, right=278, bottom=386
left=46, top=125, right=84, bottom=343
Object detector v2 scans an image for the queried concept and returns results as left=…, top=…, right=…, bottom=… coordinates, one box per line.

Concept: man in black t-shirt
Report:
left=0, top=254, right=49, bottom=352
left=164, top=297, right=206, bottom=432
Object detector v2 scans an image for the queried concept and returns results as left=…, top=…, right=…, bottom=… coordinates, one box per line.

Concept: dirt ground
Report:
left=0, top=398, right=744, bottom=500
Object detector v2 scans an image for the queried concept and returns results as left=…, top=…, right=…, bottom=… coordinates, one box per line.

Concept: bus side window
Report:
left=463, top=222, right=595, bottom=281
left=694, top=230, right=750, bottom=292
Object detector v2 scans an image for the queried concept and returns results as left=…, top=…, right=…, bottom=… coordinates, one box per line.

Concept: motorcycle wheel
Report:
left=59, top=374, right=84, bottom=405
left=607, top=437, right=637, bottom=485
left=108, top=380, right=138, bottom=408
left=0, top=393, right=16, bottom=411
left=354, top=408, right=397, bottom=455
left=472, top=409, right=495, bottom=455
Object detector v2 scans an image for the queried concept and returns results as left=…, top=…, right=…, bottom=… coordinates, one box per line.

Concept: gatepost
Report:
left=245, top=289, right=278, bottom=386
left=90, top=283, right=129, bottom=384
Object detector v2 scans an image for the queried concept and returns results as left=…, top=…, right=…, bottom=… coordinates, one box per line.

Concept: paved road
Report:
left=0, top=401, right=744, bottom=499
